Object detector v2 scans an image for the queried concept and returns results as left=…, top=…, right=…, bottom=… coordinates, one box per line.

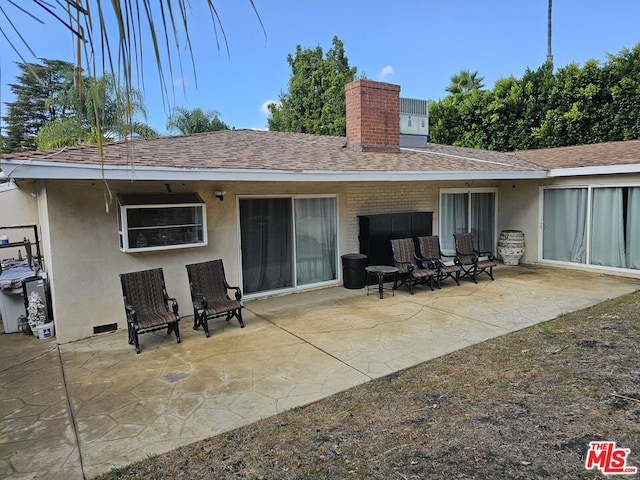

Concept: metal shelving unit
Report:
left=0, top=224, right=42, bottom=270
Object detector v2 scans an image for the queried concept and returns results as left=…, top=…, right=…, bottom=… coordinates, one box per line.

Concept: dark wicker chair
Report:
left=119, top=268, right=181, bottom=354
left=390, top=238, right=436, bottom=294
left=185, top=259, right=244, bottom=338
left=417, top=235, right=461, bottom=287
left=453, top=233, right=496, bottom=283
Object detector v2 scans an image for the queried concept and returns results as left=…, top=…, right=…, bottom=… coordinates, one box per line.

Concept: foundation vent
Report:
left=93, top=323, right=118, bottom=334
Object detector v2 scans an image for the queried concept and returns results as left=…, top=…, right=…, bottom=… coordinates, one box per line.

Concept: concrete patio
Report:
left=1, top=264, right=639, bottom=479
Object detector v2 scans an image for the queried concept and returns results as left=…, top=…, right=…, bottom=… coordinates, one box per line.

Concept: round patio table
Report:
left=365, top=265, right=398, bottom=299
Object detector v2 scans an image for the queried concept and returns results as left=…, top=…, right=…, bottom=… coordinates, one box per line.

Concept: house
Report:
left=1, top=79, right=639, bottom=343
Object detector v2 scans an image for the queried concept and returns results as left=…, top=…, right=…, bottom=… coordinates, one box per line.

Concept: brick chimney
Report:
left=345, top=79, right=400, bottom=153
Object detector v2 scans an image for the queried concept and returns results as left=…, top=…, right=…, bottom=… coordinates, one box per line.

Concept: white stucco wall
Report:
left=0, top=181, right=39, bottom=259
left=0, top=182, right=39, bottom=225
left=45, top=175, right=640, bottom=343
left=497, top=179, right=541, bottom=264
left=43, top=178, right=528, bottom=343
left=42, top=180, right=355, bottom=343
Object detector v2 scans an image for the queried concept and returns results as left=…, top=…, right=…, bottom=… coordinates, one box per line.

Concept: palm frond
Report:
left=2, top=1, right=265, bottom=109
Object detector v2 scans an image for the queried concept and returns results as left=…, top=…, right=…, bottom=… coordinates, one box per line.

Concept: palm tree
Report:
left=166, top=106, right=230, bottom=135
left=35, top=118, right=85, bottom=150
left=36, top=73, right=158, bottom=150
left=83, top=74, right=155, bottom=139
left=445, top=69, right=485, bottom=95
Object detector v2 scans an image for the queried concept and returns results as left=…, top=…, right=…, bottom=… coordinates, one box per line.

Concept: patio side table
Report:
left=365, top=265, right=399, bottom=299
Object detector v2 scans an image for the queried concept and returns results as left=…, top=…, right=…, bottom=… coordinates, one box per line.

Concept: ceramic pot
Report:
left=497, top=230, right=525, bottom=265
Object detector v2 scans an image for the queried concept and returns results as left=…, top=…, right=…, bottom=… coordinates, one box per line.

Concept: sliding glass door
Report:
left=440, top=189, right=497, bottom=254
left=542, top=186, right=640, bottom=270
left=239, top=198, right=293, bottom=294
left=239, top=196, right=337, bottom=295
left=295, top=197, right=337, bottom=286
left=542, top=188, right=587, bottom=263
left=590, top=187, right=625, bottom=268
left=626, top=188, right=640, bottom=269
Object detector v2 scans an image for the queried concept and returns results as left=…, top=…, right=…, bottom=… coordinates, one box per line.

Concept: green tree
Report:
left=35, top=118, right=159, bottom=150
left=536, top=59, right=609, bottom=147
left=431, top=89, right=493, bottom=148
left=268, top=36, right=357, bottom=135
left=2, top=59, right=76, bottom=152
left=445, top=69, right=485, bottom=95
left=429, top=96, right=463, bottom=146
left=430, top=44, right=640, bottom=151
left=83, top=74, right=154, bottom=140
left=485, top=76, right=524, bottom=151
left=603, top=44, right=640, bottom=140
left=33, top=71, right=157, bottom=150
left=1, top=1, right=262, bottom=152
left=35, top=118, right=85, bottom=150
left=166, top=106, right=230, bottom=135
left=515, top=61, right=555, bottom=149
left=483, top=62, right=555, bottom=151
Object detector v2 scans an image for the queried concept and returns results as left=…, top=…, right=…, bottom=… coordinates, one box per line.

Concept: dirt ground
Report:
left=95, top=291, right=640, bottom=479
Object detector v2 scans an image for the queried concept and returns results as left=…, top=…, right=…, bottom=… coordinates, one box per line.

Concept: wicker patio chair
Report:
left=453, top=233, right=496, bottom=283
left=390, top=238, right=436, bottom=294
left=185, top=259, right=244, bottom=338
left=119, top=268, right=181, bottom=354
left=417, top=235, right=461, bottom=287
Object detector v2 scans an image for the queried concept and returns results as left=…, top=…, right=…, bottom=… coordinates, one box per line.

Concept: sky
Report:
left=1, top=1, right=640, bottom=135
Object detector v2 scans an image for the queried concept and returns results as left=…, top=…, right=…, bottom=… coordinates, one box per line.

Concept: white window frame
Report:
left=117, top=194, right=207, bottom=253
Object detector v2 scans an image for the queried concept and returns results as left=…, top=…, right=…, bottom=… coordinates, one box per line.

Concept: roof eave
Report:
left=548, top=164, right=640, bottom=177
left=0, top=160, right=549, bottom=182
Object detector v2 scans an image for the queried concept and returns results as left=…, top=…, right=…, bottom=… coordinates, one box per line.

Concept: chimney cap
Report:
left=345, top=78, right=401, bottom=93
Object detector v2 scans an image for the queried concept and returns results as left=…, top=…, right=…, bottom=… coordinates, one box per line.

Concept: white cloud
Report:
left=376, top=65, right=395, bottom=81
left=261, top=99, right=279, bottom=115
left=173, top=77, right=184, bottom=87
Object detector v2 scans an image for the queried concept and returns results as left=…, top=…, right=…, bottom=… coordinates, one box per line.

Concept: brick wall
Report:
left=345, top=80, right=400, bottom=152
left=344, top=182, right=437, bottom=253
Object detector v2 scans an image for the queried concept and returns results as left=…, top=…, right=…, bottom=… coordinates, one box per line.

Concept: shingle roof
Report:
left=3, top=131, right=639, bottom=180
left=517, top=140, right=640, bottom=169
left=2, top=129, right=541, bottom=174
